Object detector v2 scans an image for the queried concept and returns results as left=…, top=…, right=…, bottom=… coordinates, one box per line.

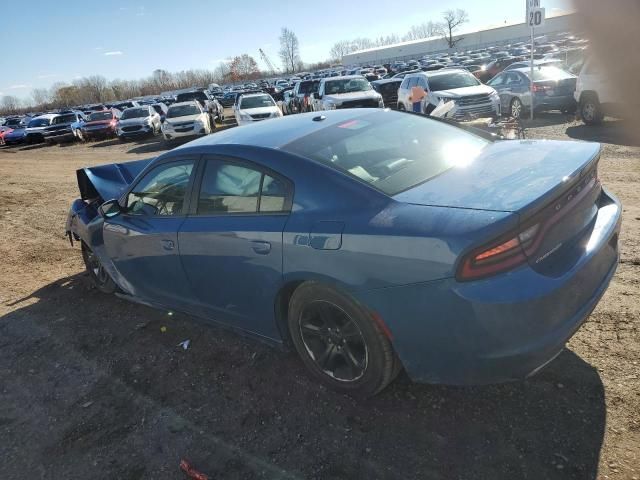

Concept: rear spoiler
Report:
left=76, top=158, right=153, bottom=202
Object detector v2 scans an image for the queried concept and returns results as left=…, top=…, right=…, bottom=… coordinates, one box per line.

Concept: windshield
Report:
left=282, top=111, right=488, bottom=196
left=52, top=114, right=77, bottom=125
left=239, top=95, right=275, bottom=109
left=28, top=118, right=51, bottom=128
left=88, top=111, right=113, bottom=121
left=527, top=66, right=575, bottom=81
left=167, top=104, right=201, bottom=118
left=428, top=72, right=480, bottom=91
left=121, top=108, right=149, bottom=119
left=298, top=81, right=319, bottom=95
left=324, top=78, right=371, bottom=94
left=177, top=92, right=206, bottom=102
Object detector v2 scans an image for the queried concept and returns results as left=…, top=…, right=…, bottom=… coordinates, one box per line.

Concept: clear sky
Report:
left=0, top=0, right=571, bottom=100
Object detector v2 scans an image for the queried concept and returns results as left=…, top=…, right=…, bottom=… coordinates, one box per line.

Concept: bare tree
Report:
left=279, top=27, right=301, bottom=73
left=329, top=40, right=355, bottom=62
left=1, top=95, right=20, bottom=112
left=436, top=9, right=469, bottom=48
left=213, top=60, right=232, bottom=83
left=403, top=21, right=439, bottom=41
left=83, top=75, right=110, bottom=102
left=31, top=88, right=50, bottom=106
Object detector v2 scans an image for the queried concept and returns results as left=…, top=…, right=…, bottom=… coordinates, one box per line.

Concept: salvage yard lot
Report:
left=0, top=116, right=639, bottom=479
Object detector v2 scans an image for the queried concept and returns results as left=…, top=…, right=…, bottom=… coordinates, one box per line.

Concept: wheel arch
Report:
left=579, top=90, right=600, bottom=104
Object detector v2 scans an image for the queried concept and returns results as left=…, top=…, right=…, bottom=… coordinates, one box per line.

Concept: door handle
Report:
left=251, top=240, right=271, bottom=255
left=161, top=239, right=175, bottom=251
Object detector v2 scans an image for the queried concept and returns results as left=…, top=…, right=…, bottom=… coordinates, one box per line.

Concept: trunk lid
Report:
left=394, top=139, right=602, bottom=275
left=393, top=139, right=599, bottom=212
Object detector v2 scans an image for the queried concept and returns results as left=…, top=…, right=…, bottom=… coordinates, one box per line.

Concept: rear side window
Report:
left=197, top=160, right=291, bottom=215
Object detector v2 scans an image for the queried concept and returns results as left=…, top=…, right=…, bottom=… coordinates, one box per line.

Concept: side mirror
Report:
left=99, top=199, right=122, bottom=219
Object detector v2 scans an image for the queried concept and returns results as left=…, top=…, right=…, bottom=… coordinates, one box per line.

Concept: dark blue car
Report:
left=66, top=109, right=621, bottom=395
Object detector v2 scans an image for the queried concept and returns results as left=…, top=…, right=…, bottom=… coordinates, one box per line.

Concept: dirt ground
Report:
left=0, top=115, right=638, bottom=480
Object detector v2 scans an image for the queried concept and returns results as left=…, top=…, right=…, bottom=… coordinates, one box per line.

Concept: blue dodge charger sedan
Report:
left=66, top=109, right=621, bottom=396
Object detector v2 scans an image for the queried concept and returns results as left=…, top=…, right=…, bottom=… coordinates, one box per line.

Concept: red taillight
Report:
left=110, top=119, right=117, bottom=126
left=532, top=83, right=552, bottom=93
left=457, top=224, right=540, bottom=281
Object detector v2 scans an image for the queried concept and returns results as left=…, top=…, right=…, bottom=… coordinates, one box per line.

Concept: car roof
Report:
left=322, top=75, right=364, bottom=81
left=175, top=109, right=378, bottom=151
left=238, top=93, right=271, bottom=99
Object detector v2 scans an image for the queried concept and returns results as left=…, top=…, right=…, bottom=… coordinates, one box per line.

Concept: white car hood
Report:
left=165, top=113, right=204, bottom=125
left=433, top=84, right=496, bottom=98
left=118, top=117, right=149, bottom=127
left=238, top=106, right=279, bottom=115
left=323, top=90, right=380, bottom=103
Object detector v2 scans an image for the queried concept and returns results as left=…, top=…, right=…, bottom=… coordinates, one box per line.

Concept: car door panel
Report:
left=102, top=158, right=198, bottom=309
left=177, top=157, right=292, bottom=339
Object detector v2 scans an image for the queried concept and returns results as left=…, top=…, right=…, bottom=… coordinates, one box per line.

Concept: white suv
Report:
left=233, top=93, right=282, bottom=126
left=397, top=69, right=500, bottom=119
left=574, top=58, right=624, bottom=125
left=162, top=101, right=213, bottom=142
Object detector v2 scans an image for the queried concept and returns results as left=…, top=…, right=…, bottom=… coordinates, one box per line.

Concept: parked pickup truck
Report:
left=43, top=111, right=86, bottom=144
left=311, top=76, right=384, bottom=111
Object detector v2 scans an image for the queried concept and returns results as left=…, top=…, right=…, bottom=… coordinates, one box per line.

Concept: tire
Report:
left=510, top=97, right=524, bottom=119
left=81, top=243, right=117, bottom=294
left=288, top=282, right=401, bottom=397
left=580, top=94, right=603, bottom=125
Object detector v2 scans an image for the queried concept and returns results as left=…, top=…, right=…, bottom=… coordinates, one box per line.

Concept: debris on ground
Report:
left=179, top=458, right=210, bottom=480
left=178, top=339, right=190, bottom=350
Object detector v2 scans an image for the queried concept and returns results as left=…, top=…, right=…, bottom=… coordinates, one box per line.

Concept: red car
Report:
left=79, top=109, right=121, bottom=140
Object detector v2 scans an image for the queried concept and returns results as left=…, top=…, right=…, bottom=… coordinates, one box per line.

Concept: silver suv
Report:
left=312, top=76, right=384, bottom=111
left=397, top=69, right=501, bottom=119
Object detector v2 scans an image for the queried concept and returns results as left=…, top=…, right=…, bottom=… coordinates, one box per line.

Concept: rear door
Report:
left=102, top=157, right=198, bottom=309
left=178, top=155, right=293, bottom=338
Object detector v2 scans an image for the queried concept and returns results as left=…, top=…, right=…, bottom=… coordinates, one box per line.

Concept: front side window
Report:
left=197, top=160, right=290, bottom=215
left=126, top=161, right=194, bottom=216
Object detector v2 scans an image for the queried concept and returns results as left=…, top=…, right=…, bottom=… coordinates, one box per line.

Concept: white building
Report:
left=343, top=13, right=578, bottom=65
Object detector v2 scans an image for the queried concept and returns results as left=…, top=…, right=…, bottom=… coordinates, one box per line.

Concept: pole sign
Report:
left=528, top=7, right=545, bottom=27
left=526, top=0, right=540, bottom=22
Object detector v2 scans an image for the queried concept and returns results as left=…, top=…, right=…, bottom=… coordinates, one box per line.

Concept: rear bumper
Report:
left=534, top=94, right=576, bottom=111
left=354, top=188, right=621, bottom=385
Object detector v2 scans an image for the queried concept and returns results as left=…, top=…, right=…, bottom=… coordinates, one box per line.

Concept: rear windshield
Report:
left=526, top=66, right=575, bottom=81
left=239, top=95, right=275, bottom=109
left=428, top=72, right=480, bottom=91
left=324, top=78, right=371, bottom=94
left=177, top=92, right=206, bottom=102
left=282, top=111, right=488, bottom=196
left=89, top=111, right=113, bottom=121
left=28, top=118, right=51, bottom=127
left=52, top=114, right=77, bottom=124
left=121, top=108, right=149, bottom=119
left=167, top=104, right=201, bottom=118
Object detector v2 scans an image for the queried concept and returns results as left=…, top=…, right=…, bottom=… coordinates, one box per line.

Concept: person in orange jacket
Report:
left=409, top=84, right=427, bottom=113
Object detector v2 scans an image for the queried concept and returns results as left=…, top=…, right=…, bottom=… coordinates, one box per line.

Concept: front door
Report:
left=103, top=158, right=197, bottom=309
left=178, top=156, right=292, bottom=339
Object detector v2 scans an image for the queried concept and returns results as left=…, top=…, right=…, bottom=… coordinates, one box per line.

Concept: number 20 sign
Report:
left=528, top=7, right=545, bottom=27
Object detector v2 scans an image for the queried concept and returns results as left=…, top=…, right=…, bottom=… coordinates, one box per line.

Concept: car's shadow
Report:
left=521, top=111, right=577, bottom=128
left=1, top=274, right=605, bottom=479
left=126, top=137, right=171, bottom=154
left=565, top=119, right=640, bottom=147
left=89, top=138, right=122, bottom=148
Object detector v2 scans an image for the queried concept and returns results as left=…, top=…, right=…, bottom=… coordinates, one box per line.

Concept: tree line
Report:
left=329, top=9, right=469, bottom=61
